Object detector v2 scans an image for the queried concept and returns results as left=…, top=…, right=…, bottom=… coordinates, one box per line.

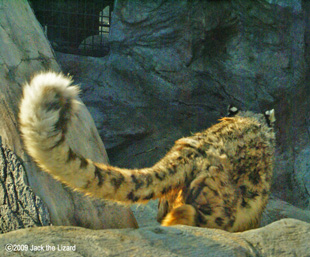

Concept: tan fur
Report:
left=19, top=72, right=275, bottom=232
left=162, top=204, right=197, bottom=226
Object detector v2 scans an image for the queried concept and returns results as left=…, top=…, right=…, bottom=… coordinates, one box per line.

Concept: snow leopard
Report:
left=19, top=72, right=275, bottom=232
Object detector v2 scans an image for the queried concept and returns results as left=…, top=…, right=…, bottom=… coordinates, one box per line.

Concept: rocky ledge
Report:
left=0, top=219, right=309, bottom=256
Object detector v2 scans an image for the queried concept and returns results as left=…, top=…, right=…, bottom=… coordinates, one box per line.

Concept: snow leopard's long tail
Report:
left=19, top=72, right=197, bottom=203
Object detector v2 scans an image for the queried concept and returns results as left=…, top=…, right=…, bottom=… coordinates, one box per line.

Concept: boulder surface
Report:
left=0, top=219, right=308, bottom=256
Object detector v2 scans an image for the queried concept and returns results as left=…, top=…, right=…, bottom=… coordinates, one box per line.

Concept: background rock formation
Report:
left=57, top=0, right=310, bottom=216
left=0, top=0, right=137, bottom=232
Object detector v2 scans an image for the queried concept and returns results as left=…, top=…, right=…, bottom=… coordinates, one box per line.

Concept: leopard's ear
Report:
left=227, top=105, right=239, bottom=117
left=264, top=109, right=276, bottom=127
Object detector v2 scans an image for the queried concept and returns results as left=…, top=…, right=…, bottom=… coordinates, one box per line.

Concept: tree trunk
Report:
left=0, top=0, right=138, bottom=233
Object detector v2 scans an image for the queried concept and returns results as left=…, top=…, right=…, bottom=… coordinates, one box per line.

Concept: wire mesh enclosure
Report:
left=29, top=0, right=114, bottom=57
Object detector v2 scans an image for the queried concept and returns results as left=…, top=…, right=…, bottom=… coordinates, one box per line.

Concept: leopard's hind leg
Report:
left=161, top=204, right=197, bottom=226
left=161, top=155, right=239, bottom=231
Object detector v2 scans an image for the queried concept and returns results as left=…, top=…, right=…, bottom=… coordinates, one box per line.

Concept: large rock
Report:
left=294, top=145, right=310, bottom=209
left=0, top=219, right=309, bottom=256
left=0, top=0, right=137, bottom=231
left=261, top=197, right=310, bottom=227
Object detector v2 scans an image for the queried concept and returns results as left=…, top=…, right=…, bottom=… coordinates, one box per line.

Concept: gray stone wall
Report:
left=58, top=0, right=310, bottom=211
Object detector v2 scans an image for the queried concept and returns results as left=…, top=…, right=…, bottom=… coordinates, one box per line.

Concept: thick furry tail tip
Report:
left=19, top=72, right=80, bottom=140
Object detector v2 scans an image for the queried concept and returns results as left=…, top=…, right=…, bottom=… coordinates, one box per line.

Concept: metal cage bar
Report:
left=30, top=0, right=114, bottom=57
